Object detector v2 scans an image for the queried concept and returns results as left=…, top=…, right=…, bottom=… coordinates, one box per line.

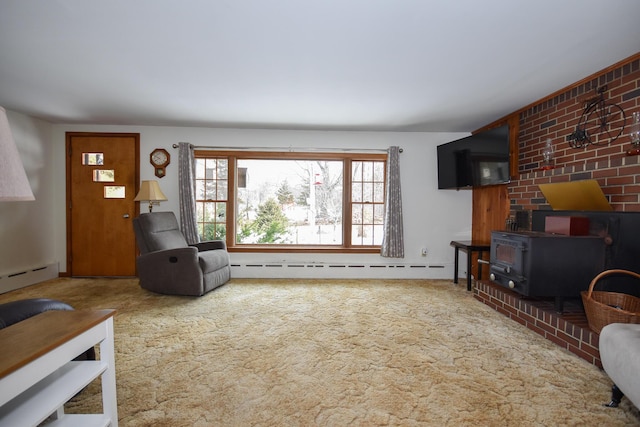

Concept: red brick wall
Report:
left=474, top=281, right=601, bottom=366
left=508, top=58, right=640, bottom=222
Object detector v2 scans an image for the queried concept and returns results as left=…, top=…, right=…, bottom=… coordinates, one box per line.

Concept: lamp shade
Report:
left=0, top=106, right=35, bottom=201
left=134, top=180, right=168, bottom=212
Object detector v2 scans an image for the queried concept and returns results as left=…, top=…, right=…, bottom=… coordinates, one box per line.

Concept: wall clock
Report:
left=150, top=148, right=170, bottom=178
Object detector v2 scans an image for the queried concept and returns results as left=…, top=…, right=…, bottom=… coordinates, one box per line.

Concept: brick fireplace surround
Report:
left=474, top=281, right=601, bottom=367
left=510, top=56, right=640, bottom=218
left=471, top=55, right=640, bottom=368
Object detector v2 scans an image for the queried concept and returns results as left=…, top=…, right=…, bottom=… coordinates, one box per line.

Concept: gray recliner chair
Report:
left=132, top=212, right=231, bottom=296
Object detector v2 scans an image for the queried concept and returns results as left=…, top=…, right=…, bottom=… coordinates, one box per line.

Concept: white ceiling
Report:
left=1, top=0, right=639, bottom=132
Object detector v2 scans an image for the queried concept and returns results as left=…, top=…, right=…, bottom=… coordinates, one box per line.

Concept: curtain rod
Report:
left=171, top=143, right=402, bottom=153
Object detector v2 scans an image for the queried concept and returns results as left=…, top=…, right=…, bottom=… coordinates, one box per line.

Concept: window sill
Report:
left=228, top=245, right=381, bottom=254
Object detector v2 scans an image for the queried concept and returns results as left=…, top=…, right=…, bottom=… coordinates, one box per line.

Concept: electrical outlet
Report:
left=421, top=247, right=428, bottom=256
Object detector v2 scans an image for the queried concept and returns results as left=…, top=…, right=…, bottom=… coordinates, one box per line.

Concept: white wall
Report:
left=0, top=111, right=58, bottom=291
left=50, top=124, right=472, bottom=279
left=1, top=113, right=474, bottom=284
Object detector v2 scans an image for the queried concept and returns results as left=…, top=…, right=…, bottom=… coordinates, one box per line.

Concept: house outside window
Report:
left=194, top=151, right=386, bottom=253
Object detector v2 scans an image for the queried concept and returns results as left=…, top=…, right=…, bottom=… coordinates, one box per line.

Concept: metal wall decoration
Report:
left=568, top=86, right=626, bottom=149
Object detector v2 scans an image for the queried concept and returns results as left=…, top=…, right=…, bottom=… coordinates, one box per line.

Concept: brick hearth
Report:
left=474, top=280, right=601, bottom=367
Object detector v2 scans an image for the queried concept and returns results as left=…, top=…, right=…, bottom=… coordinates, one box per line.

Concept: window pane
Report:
left=196, top=180, right=205, bottom=200
left=196, top=202, right=204, bottom=221
left=216, top=202, right=226, bottom=221
left=363, top=183, right=373, bottom=202
left=361, top=225, right=374, bottom=245
left=352, top=224, right=363, bottom=245
left=82, top=153, right=104, bottom=165
left=352, top=224, right=378, bottom=246
left=352, top=161, right=362, bottom=181
left=205, top=165, right=215, bottom=180
left=352, top=204, right=362, bottom=225
left=374, top=204, right=385, bottom=224
left=363, top=162, right=373, bottom=181
left=217, top=180, right=228, bottom=200
left=196, top=159, right=205, bottom=178
left=351, top=182, right=362, bottom=203
left=206, top=181, right=217, bottom=200
left=235, top=159, right=343, bottom=245
left=92, top=170, right=115, bottom=182
left=203, top=222, right=225, bottom=240
left=374, top=183, right=385, bottom=203
left=363, top=204, right=374, bottom=223
left=373, top=225, right=384, bottom=245
left=374, top=162, right=385, bottom=181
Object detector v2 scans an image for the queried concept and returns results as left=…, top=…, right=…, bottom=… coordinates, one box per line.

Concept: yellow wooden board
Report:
left=538, top=180, right=612, bottom=211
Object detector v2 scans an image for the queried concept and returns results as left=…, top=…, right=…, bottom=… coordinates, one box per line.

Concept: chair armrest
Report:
left=191, top=240, right=227, bottom=252
left=138, top=246, right=199, bottom=264
left=136, top=247, right=204, bottom=296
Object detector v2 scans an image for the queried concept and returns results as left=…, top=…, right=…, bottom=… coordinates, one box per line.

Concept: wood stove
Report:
left=489, top=231, right=606, bottom=312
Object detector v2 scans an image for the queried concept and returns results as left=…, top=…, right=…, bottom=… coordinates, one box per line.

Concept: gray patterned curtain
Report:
left=178, top=142, right=199, bottom=244
left=381, top=146, right=404, bottom=258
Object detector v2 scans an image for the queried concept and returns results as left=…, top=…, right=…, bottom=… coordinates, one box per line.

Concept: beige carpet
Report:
left=2, top=278, right=639, bottom=426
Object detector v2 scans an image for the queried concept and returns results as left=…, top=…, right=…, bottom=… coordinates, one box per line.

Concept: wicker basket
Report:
left=581, top=269, right=640, bottom=334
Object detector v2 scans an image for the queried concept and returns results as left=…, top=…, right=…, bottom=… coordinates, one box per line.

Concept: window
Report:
left=195, top=157, right=228, bottom=241
left=195, top=151, right=386, bottom=252
left=351, top=160, right=385, bottom=245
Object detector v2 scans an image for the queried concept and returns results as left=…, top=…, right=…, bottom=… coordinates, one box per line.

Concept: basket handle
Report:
left=586, top=269, right=640, bottom=299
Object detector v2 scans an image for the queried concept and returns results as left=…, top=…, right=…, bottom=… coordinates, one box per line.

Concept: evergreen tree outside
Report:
left=276, top=180, right=295, bottom=206
left=235, top=194, right=253, bottom=241
left=203, top=223, right=226, bottom=240
left=252, top=198, right=290, bottom=243
left=195, top=155, right=385, bottom=247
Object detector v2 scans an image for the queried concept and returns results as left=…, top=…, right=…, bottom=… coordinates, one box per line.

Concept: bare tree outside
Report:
left=195, top=155, right=384, bottom=246
left=236, top=159, right=343, bottom=244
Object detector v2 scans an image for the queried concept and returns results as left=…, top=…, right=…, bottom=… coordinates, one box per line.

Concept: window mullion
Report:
left=226, top=156, right=236, bottom=247
left=344, top=159, right=352, bottom=248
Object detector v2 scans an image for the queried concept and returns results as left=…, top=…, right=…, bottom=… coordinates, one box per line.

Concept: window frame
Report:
left=195, top=150, right=387, bottom=253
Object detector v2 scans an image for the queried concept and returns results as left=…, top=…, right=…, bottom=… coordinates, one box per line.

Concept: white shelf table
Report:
left=0, top=309, right=117, bottom=427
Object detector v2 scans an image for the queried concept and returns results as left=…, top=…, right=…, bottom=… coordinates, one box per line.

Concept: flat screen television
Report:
left=437, top=124, right=510, bottom=189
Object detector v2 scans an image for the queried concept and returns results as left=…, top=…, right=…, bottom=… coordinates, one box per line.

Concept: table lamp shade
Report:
left=0, top=106, right=35, bottom=201
left=134, top=180, right=168, bottom=212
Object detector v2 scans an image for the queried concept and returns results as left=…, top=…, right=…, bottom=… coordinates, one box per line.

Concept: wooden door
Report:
left=67, top=133, right=140, bottom=276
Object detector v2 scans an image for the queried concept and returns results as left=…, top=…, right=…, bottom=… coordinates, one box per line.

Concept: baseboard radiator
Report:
left=231, top=262, right=446, bottom=279
left=0, top=263, right=59, bottom=294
